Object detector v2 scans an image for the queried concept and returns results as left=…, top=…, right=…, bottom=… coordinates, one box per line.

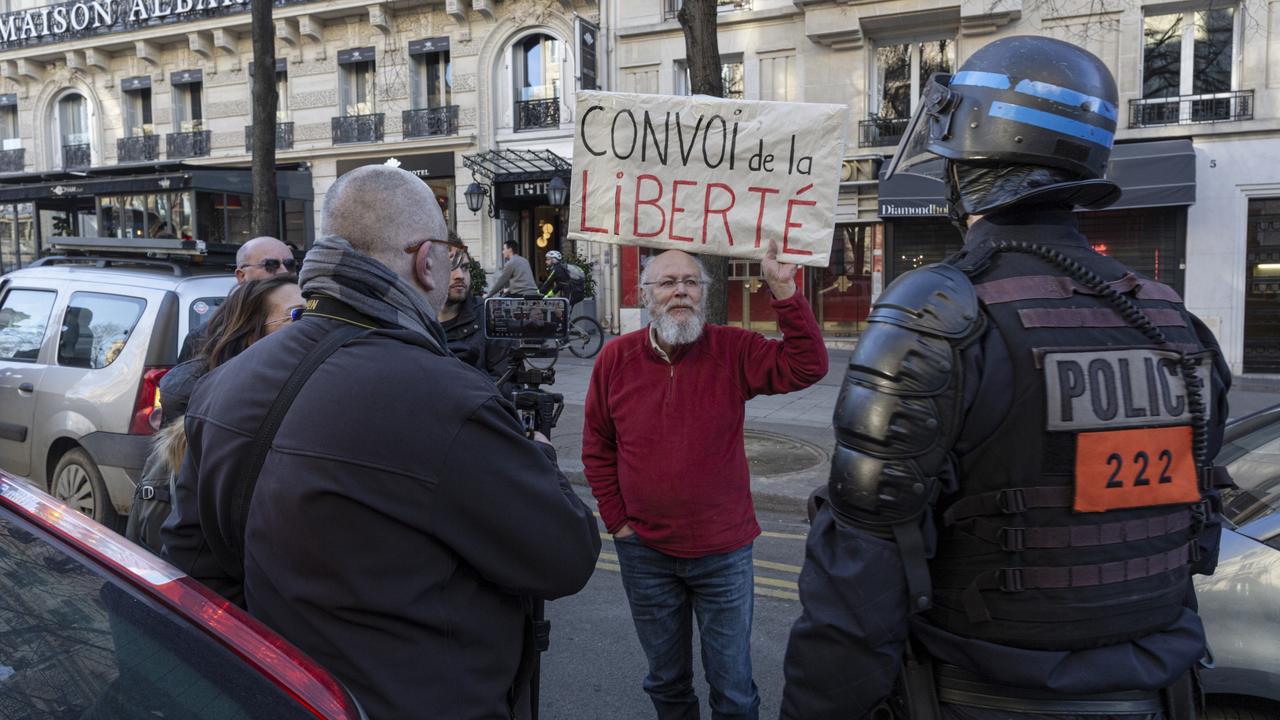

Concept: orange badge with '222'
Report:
left=1074, top=426, right=1200, bottom=513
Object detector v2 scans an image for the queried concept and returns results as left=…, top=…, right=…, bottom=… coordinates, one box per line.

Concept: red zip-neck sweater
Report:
left=582, top=294, right=828, bottom=558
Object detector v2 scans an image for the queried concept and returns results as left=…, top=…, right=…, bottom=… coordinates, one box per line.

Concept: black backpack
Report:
left=125, top=437, right=180, bottom=554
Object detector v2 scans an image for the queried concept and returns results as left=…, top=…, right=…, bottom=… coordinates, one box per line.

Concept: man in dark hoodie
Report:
left=438, top=235, right=512, bottom=385
left=161, top=165, right=600, bottom=719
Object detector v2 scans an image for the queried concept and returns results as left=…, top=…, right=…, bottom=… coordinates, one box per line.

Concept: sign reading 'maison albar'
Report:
left=0, top=0, right=253, bottom=49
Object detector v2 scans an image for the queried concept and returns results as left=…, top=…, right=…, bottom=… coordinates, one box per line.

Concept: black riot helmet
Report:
left=884, top=36, right=1122, bottom=215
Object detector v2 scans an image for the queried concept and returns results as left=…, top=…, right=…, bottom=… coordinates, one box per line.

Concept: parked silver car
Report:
left=0, top=256, right=235, bottom=527
left=1199, top=403, right=1280, bottom=716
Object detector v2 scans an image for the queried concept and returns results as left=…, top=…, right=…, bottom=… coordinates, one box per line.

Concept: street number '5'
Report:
left=1105, top=450, right=1174, bottom=489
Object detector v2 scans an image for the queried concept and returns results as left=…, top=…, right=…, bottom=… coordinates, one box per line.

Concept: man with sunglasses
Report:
left=177, top=236, right=298, bottom=362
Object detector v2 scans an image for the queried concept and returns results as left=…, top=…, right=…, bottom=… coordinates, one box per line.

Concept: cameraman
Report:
left=438, top=236, right=512, bottom=385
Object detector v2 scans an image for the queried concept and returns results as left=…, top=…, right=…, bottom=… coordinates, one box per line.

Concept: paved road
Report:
left=540, top=486, right=808, bottom=720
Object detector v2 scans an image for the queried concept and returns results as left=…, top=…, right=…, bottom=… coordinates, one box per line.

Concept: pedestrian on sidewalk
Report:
left=583, top=243, right=828, bottom=720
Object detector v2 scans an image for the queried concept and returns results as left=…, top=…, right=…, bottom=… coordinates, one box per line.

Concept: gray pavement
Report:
left=547, top=342, right=1280, bottom=515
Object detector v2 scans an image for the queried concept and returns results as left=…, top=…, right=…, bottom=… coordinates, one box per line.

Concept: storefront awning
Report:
left=0, top=161, right=314, bottom=203
left=878, top=139, right=1196, bottom=218
left=462, top=149, right=571, bottom=184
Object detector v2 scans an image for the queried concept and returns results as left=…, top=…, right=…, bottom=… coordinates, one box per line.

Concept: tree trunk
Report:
left=677, top=0, right=729, bottom=325
left=250, top=0, right=279, bottom=239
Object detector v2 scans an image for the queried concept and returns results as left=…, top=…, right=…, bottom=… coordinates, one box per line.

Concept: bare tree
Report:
left=250, top=0, right=279, bottom=238
left=676, top=0, right=730, bottom=325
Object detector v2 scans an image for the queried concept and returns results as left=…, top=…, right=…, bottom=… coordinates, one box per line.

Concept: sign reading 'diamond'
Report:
left=568, top=91, right=847, bottom=268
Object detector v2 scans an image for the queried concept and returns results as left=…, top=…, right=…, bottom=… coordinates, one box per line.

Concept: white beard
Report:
left=652, top=308, right=705, bottom=347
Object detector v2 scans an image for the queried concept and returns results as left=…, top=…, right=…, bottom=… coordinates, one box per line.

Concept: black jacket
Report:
left=161, top=304, right=601, bottom=719
left=442, top=296, right=512, bottom=383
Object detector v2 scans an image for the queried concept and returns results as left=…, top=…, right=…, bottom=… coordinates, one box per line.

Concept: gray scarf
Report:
left=298, top=234, right=447, bottom=354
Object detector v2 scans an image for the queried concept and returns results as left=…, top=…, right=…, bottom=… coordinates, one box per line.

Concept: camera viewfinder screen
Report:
left=484, top=297, right=571, bottom=341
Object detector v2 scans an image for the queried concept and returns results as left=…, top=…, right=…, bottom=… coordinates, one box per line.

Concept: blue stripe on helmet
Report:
left=952, top=71, right=1011, bottom=90
left=988, top=101, right=1115, bottom=148
left=1014, top=79, right=1118, bottom=122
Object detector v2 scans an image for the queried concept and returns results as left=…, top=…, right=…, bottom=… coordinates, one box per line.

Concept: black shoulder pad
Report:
left=868, top=263, right=979, bottom=340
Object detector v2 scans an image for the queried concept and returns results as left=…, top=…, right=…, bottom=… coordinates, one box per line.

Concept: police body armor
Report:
left=830, top=222, right=1220, bottom=651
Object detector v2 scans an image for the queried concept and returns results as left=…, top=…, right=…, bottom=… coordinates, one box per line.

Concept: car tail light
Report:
left=0, top=474, right=363, bottom=720
left=130, top=367, right=169, bottom=435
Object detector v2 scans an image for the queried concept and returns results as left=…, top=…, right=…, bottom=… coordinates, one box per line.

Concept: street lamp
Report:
left=464, top=181, right=493, bottom=217
left=547, top=174, right=569, bottom=207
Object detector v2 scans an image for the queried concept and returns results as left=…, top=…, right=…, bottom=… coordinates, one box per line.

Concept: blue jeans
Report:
left=614, top=537, right=760, bottom=720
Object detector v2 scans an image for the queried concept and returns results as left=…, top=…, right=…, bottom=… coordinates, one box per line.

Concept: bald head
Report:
left=235, top=236, right=294, bottom=283
left=322, top=165, right=447, bottom=271
left=641, top=250, right=708, bottom=287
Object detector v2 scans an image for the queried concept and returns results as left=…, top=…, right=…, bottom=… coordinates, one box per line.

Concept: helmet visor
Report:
left=882, top=73, right=954, bottom=181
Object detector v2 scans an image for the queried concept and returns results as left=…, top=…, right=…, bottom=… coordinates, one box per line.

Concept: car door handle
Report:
left=17, top=383, right=33, bottom=393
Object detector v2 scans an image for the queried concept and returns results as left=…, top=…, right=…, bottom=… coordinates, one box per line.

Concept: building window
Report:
left=871, top=38, right=954, bottom=121
left=515, top=34, right=562, bottom=103
left=663, top=0, right=751, bottom=21
left=759, top=54, right=795, bottom=101
left=53, top=92, right=90, bottom=168
left=412, top=49, right=451, bottom=109
left=341, top=60, right=376, bottom=116
left=0, top=104, right=16, bottom=143
left=623, top=66, right=660, bottom=95
left=172, top=82, right=202, bottom=132
left=1143, top=8, right=1235, bottom=100
left=276, top=70, right=289, bottom=121
left=123, top=87, right=152, bottom=137
left=675, top=56, right=744, bottom=99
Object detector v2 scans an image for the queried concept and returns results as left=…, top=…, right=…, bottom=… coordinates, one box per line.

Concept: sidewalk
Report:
left=545, top=342, right=1280, bottom=516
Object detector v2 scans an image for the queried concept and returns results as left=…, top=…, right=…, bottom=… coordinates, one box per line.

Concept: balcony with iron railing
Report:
left=858, top=116, right=909, bottom=148
left=167, top=130, right=210, bottom=159
left=62, top=143, right=91, bottom=170
left=0, top=148, right=23, bottom=173
left=117, top=135, right=159, bottom=164
left=514, top=99, right=559, bottom=132
left=244, top=122, right=295, bottom=152
left=332, top=113, right=384, bottom=144
left=403, top=106, right=459, bottom=139
left=664, top=0, right=751, bottom=20
left=1129, top=90, right=1254, bottom=128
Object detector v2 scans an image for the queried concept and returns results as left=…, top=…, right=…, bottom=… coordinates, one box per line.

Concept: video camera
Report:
left=484, top=297, right=570, bottom=439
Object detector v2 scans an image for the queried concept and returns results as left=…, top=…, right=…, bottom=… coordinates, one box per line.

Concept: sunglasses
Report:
left=405, top=238, right=470, bottom=270
left=240, top=257, right=298, bottom=273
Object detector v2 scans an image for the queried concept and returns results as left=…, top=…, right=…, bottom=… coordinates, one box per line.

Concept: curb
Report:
left=564, top=470, right=812, bottom=516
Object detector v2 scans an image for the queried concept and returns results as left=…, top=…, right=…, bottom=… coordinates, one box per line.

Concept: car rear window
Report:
left=0, top=512, right=319, bottom=719
left=0, top=288, right=55, bottom=362
left=1221, top=420, right=1280, bottom=527
left=57, top=292, right=147, bottom=369
left=189, top=295, right=226, bottom=335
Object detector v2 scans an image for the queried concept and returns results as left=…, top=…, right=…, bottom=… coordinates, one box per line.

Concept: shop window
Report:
left=674, top=56, right=744, bottom=99
left=340, top=59, right=376, bottom=116
left=411, top=49, right=451, bottom=109
left=886, top=218, right=961, bottom=280
left=124, top=86, right=152, bottom=137
left=98, top=192, right=193, bottom=240
left=871, top=37, right=954, bottom=122
left=758, top=54, right=795, bottom=102
left=172, top=82, right=203, bottom=132
left=1076, top=207, right=1186, bottom=296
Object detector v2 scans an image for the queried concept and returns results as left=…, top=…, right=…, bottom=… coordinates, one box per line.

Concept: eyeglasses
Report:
left=643, top=277, right=704, bottom=292
left=405, top=237, right=470, bottom=270
left=239, top=257, right=298, bottom=273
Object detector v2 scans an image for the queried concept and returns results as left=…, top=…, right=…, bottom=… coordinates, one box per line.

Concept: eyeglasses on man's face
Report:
left=405, top=237, right=469, bottom=270
left=240, top=257, right=298, bottom=274
left=643, top=277, right=704, bottom=292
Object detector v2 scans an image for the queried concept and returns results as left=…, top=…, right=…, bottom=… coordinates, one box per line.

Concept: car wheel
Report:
left=1204, top=697, right=1280, bottom=720
left=51, top=448, right=121, bottom=529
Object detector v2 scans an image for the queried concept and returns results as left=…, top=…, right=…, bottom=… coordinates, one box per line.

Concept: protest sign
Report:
left=567, top=91, right=848, bottom=268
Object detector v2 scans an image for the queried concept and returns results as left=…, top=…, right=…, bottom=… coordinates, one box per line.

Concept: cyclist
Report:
left=539, top=251, right=585, bottom=306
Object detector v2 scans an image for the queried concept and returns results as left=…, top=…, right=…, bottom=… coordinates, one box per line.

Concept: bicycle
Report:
left=524, top=296, right=604, bottom=368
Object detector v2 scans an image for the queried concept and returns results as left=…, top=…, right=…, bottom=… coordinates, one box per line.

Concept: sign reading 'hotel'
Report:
left=0, top=0, right=251, bottom=48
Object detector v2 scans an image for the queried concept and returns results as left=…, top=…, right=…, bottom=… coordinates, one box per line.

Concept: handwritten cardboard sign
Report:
left=567, top=91, right=848, bottom=268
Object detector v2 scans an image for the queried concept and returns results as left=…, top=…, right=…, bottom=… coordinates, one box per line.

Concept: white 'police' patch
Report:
left=1043, top=348, right=1212, bottom=432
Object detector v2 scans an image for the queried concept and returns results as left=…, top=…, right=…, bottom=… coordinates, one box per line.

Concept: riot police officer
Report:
left=781, top=36, right=1232, bottom=720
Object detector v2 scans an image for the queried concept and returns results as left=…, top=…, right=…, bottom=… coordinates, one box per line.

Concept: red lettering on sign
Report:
left=579, top=170, right=608, bottom=234
left=747, top=186, right=779, bottom=248
left=703, top=182, right=735, bottom=246
left=633, top=174, right=666, bottom=238
left=669, top=179, right=696, bottom=243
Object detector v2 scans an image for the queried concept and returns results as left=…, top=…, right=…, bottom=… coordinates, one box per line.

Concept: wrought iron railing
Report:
left=166, top=130, right=211, bottom=159
left=663, top=0, right=750, bottom=20
left=514, top=99, right=560, bottom=132
left=858, top=116, right=909, bottom=148
left=331, top=113, right=384, bottom=144
left=244, top=122, right=295, bottom=152
left=403, top=106, right=459, bottom=139
left=1129, top=90, right=1254, bottom=128
left=62, top=143, right=91, bottom=169
left=0, top=148, right=23, bottom=173
left=117, top=134, right=159, bottom=163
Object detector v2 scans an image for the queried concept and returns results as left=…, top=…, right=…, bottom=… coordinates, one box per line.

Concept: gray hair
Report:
left=321, top=166, right=443, bottom=263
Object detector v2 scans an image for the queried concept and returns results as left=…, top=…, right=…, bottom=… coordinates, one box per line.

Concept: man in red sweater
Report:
left=583, top=242, right=828, bottom=719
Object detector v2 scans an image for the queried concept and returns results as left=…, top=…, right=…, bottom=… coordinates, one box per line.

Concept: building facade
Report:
left=0, top=0, right=604, bottom=297
left=610, top=0, right=1280, bottom=375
